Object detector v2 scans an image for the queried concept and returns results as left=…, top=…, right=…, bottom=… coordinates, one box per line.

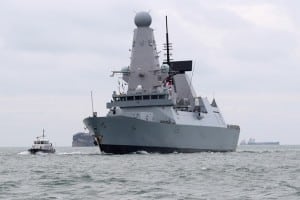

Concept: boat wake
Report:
left=18, top=151, right=30, bottom=155
left=57, top=152, right=101, bottom=156
left=134, top=150, right=150, bottom=155
left=57, top=151, right=82, bottom=155
left=131, top=151, right=179, bottom=155
left=18, top=151, right=52, bottom=155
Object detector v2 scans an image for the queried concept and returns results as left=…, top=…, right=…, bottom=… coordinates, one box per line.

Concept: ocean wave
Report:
left=134, top=150, right=150, bottom=155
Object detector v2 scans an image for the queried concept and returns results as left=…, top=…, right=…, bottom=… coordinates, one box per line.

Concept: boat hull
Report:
left=28, top=148, right=55, bottom=154
left=84, top=116, right=240, bottom=154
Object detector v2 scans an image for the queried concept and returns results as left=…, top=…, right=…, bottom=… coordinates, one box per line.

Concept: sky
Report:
left=0, top=0, right=299, bottom=146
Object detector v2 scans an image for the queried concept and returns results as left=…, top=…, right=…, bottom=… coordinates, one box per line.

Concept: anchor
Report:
left=89, top=91, right=103, bottom=152
left=94, top=135, right=103, bottom=152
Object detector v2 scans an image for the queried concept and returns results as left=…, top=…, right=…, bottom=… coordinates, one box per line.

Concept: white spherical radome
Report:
left=134, top=11, right=152, bottom=27
left=161, top=64, right=170, bottom=73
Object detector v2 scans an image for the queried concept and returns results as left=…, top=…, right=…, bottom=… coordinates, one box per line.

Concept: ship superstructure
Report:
left=83, top=12, right=240, bottom=154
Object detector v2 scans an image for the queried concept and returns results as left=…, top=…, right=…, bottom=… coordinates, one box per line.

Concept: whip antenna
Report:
left=165, top=15, right=171, bottom=65
left=90, top=91, right=95, bottom=116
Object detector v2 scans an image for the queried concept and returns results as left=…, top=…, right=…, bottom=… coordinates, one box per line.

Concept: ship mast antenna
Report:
left=164, top=15, right=177, bottom=92
left=90, top=91, right=95, bottom=115
left=165, top=15, right=171, bottom=65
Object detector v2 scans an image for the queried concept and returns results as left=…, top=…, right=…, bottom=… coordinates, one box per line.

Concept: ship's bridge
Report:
left=107, top=91, right=174, bottom=108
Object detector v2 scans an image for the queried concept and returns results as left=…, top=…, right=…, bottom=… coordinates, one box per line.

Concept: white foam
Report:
left=35, top=151, right=49, bottom=155
left=18, top=151, right=30, bottom=155
left=135, top=150, right=149, bottom=155
left=57, top=151, right=83, bottom=155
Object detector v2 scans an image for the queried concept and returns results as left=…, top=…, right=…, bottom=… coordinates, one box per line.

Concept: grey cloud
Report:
left=223, top=28, right=297, bottom=62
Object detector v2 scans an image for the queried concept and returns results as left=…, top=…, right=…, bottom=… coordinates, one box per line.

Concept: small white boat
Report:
left=28, top=129, right=56, bottom=154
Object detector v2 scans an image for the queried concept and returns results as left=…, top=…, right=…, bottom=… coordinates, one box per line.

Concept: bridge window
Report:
left=159, top=95, right=166, bottom=99
left=120, top=97, right=126, bottom=101
left=135, top=96, right=142, bottom=100
left=127, top=96, right=134, bottom=101
left=151, top=95, right=158, bottom=99
left=143, top=95, right=150, bottom=100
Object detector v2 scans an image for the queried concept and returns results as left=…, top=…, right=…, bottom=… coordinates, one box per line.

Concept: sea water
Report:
left=0, top=145, right=299, bottom=200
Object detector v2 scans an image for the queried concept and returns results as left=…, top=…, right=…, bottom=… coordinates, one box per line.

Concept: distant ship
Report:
left=28, top=129, right=55, bottom=154
left=83, top=11, right=240, bottom=154
left=72, top=132, right=94, bottom=147
left=240, top=138, right=280, bottom=145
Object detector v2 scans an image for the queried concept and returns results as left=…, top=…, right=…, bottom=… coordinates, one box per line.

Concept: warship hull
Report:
left=84, top=116, right=240, bottom=154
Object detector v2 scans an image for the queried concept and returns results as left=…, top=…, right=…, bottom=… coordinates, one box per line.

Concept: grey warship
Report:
left=83, top=12, right=240, bottom=154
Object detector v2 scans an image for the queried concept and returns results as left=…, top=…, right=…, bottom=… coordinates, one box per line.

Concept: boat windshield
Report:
left=34, top=141, right=49, bottom=144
